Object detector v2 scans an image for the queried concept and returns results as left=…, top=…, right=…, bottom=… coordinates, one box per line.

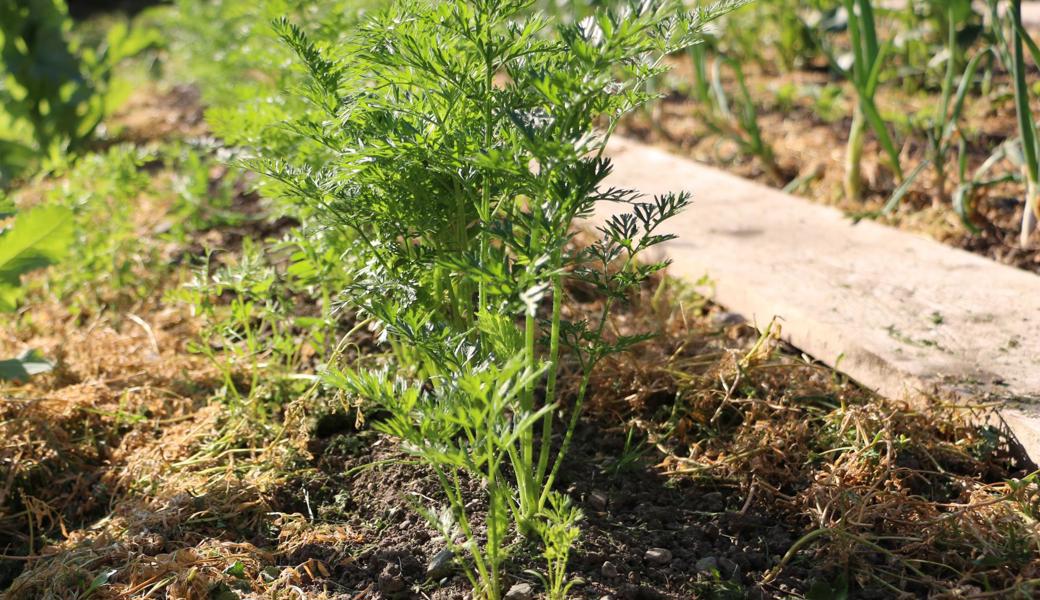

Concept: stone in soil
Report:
left=588, top=490, right=609, bottom=511
left=712, top=311, right=746, bottom=327
left=718, top=557, right=740, bottom=581
left=601, top=560, right=619, bottom=578
left=701, top=491, right=725, bottom=512
left=504, top=582, right=535, bottom=600
left=643, top=548, right=672, bottom=565
left=426, top=548, right=455, bottom=580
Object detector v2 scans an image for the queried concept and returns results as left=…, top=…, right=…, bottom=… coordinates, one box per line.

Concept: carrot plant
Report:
left=258, top=0, right=744, bottom=595
left=528, top=492, right=583, bottom=600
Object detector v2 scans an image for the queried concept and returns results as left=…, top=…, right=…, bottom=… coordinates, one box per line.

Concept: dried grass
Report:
left=573, top=276, right=1040, bottom=597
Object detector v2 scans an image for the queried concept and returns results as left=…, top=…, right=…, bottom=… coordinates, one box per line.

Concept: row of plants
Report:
left=681, top=0, right=1040, bottom=247
left=0, top=0, right=159, bottom=378
left=0, top=0, right=157, bottom=186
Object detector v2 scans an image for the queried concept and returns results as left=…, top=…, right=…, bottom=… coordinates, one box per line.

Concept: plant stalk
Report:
left=845, top=104, right=866, bottom=202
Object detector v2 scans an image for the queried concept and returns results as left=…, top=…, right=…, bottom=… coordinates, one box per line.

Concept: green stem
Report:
left=430, top=465, right=491, bottom=596
left=534, top=261, right=563, bottom=491
left=519, top=227, right=543, bottom=520
left=478, top=55, right=493, bottom=315
left=485, top=413, right=502, bottom=599
left=1010, top=0, right=1040, bottom=246
left=538, top=368, right=591, bottom=508
left=538, top=253, right=631, bottom=508
left=1023, top=178, right=1038, bottom=247
left=845, top=104, right=865, bottom=202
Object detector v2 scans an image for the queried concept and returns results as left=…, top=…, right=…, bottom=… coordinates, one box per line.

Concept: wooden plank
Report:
left=1026, top=2, right=1040, bottom=26
left=599, top=137, right=1040, bottom=463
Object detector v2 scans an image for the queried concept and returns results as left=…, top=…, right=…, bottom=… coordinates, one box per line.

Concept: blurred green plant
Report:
left=0, top=203, right=73, bottom=312
left=175, top=238, right=337, bottom=434
left=0, top=202, right=73, bottom=381
left=893, top=0, right=984, bottom=91
left=0, top=0, right=157, bottom=184
left=952, top=139, right=1017, bottom=233
left=150, top=0, right=374, bottom=188
left=919, top=6, right=987, bottom=208
left=691, top=0, right=831, bottom=73
left=889, top=4, right=989, bottom=216
left=689, top=41, right=783, bottom=183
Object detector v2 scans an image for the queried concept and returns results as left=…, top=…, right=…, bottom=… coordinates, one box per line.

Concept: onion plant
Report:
left=953, top=140, right=1018, bottom=233
left=989, top=0, right=1040, bottom=247
left=835, top=0, right=904, bottom=202
left=257, top=0, right=745, bottom=596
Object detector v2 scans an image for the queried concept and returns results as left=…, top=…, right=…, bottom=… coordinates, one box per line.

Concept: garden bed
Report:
left=0, top=87, right=1037, bottom=600
left=2, top=1, right=1040, bottom=599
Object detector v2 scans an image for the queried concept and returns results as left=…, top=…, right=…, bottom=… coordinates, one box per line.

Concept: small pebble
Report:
left=589, top=490, right=609, bottom=511
left=701, top=491, right=725, bottom=512
left=504, top=582, right=535, bottom=600
left=601, top=560, right=619, bottom=578
left=712, top=311, right=746, bottom=327
left=644, top=548, right=672, bottom=565
left=695, top=556, right=719, bottom=573
left=426, top=548, right=455, bottom=580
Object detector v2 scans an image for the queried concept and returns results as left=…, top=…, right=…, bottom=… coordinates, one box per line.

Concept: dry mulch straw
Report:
left=574, top=274, right=1040, bottom=598
left=0, top=293, right=338, bottom=599
left=0, top=297, right=217, bottom=584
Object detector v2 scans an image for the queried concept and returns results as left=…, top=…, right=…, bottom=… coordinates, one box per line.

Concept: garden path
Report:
left=600, top=137, right=1040, bottom=463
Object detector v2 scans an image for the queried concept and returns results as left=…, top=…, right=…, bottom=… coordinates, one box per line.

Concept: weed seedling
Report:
left=689, top=41, right=784, bottom=184
left=529, top=492, right=583, bottom=600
